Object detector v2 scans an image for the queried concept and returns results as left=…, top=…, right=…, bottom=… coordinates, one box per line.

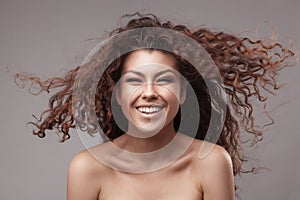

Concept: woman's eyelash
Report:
left=124, top=77, right=175, bottom=84
left=157, top=78, right=174, bottom=83
left=125, top=78, right=142, bottom=83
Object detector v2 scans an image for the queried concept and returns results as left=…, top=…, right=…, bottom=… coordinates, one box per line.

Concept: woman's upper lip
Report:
left=136, top=104, right=164, bottom=108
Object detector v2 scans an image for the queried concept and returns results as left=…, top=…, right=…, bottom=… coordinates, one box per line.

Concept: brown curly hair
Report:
left=15, top=13, right=295, bottom=179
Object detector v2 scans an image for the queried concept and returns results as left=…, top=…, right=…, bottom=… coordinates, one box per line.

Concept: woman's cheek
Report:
left=158, top=84, right=181, bottom=102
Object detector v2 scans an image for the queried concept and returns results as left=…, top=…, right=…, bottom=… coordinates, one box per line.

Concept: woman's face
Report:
left=115, top=50, right=187, bottom=138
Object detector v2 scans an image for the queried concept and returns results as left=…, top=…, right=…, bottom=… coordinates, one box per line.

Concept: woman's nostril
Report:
left=141, top=91, right=158, bottom=99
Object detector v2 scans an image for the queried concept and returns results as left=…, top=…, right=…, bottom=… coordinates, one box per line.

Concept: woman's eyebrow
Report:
left=155, top=69, right=178, bottom=77
left=125, top=70, right=145, bottom=77
left=125, top=69, right=178, bottom=77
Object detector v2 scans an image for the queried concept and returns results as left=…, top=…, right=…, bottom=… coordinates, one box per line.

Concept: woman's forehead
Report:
left=122, top=50, right=178, bottom=73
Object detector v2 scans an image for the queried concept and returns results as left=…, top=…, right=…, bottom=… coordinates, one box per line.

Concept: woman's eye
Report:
left=156, top=78, right=174, bottom=84
left=125, top=78, right=143, bottom=83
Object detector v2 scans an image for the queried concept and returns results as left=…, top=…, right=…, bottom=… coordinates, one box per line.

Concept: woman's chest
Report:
left=98, top=168, right=202, bottom=200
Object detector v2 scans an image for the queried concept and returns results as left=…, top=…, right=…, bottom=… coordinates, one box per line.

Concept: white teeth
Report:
left=137, top=106, right=162, bottom=114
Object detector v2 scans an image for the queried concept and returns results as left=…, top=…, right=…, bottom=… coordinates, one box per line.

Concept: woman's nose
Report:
left=141, top=83, right=158, bottom=99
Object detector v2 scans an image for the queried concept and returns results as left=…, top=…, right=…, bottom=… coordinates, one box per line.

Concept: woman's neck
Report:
left=113, top=122, right=176, bottom=153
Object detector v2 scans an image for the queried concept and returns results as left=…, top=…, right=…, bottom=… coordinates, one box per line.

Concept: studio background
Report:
left=1, top=0, right=299, bottom=199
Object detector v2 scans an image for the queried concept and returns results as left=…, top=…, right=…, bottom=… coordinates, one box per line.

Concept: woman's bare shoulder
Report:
left=67, top=144, right=114, bottom=199
left=189, top=139, right=235, bottom=198
left=189, top=139, right=232, bottom=170
left=188, top=139, right=233, bottom=177
left=68, top=143, right=113, bottom=177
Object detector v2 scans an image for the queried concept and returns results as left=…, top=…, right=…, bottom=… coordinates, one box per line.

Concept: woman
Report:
left=15, top=13, right=295, bottom=199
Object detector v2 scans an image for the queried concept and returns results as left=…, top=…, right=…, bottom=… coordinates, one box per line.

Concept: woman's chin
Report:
left=127, top=121, right=166, bottom=138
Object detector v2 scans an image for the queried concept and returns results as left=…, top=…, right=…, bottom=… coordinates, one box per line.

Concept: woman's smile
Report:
left=136, top=105, right=164, bottom=115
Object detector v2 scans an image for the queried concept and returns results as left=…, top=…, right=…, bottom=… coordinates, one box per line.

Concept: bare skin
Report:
left=67, top=137, right=234, bottom=200
left=67, top=50, right=235, bottom=200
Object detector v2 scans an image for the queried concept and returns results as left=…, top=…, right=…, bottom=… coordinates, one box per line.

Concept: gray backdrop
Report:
left=1, top=0, right=300, bottom=199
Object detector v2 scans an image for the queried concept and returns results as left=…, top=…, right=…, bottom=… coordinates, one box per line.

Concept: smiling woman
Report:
left=15, top=13, right=296, bottom=200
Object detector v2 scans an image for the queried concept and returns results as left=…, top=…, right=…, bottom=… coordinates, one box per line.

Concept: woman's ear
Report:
left=180, top=80, right=188, bottom=104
